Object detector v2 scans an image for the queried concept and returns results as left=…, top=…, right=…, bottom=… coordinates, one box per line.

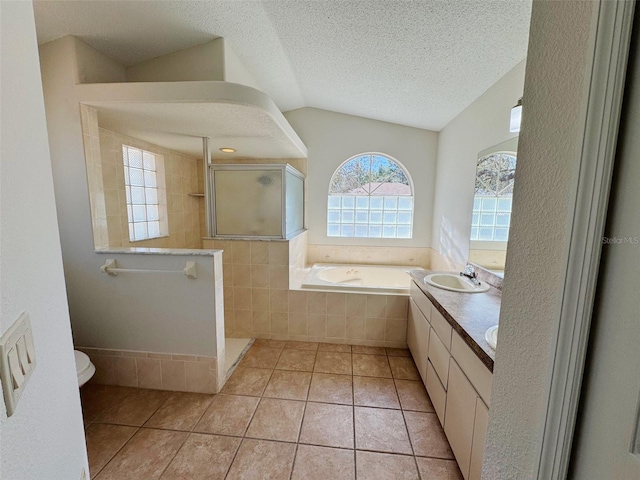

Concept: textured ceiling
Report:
left=34, top=0, right=531, bottom=131
left=93, top=102, right=307, bottom=159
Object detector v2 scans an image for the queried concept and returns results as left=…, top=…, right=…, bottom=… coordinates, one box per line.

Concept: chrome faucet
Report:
left=460, top=265, right=481, bottom=286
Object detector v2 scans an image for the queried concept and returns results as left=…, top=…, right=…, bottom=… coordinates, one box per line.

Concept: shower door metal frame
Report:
left=207, top=163, right=305, bottom=240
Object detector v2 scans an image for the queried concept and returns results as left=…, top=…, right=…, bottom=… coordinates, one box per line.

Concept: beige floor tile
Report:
left=253, top=338, right=287, bottom=349
left=96, top=389, right=170, bottom=427
left=415, top=457, right=463, bottom=479
left=292, top=445, right=355, bottom=480
left=299, top=402, right=354, bottom=449
left=285, top=341, right=319, bottom=351
left=222, top=367, right=272, bottom=396
left=307, top=373, right=353, bottom=405
left=395, top=380, right=435, bottom=412
left=194, top=394, right=259, bottom=436
left=226, top=439, right=296, bottom=480
left=144, top=392, right=214, bottom=431
left=160, top=433, right=240, bottom=480
left=263, top=370, right=312, bottom=400
left=388, top=356, right=421, bottom=380
left=94, top=428, right=187, bottom=480
left=385, top=348, right=411, bottom=357
left=352, top=354, right=392, bottom=378
left=240, top=346, right=283, bottom=369
left=353, top=376, right=400, bottom=409
left=352, top=345, right=386, bottom=355
left=85, top=423, right=138, bottom=477
left=276, top=349, right=317, bottom=372
left=354, top=407, right=412, bottom=455
left=318, top=343, right=351, bottom=353
left=246, top=398, right=306, bottom=442
left=314, top=351, right=352, bottom=375
left=81, top=384, right=135, bottom=423
left=403, top=411, right=454, bottom=458
left=356, top=451, right=419, bottom=480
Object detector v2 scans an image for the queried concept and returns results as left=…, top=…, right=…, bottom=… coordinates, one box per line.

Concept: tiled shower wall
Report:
left=203, top=233, right=411, bottom=348
left=80, top=105, right=204, bottom=249
left=81, top=105, right=109, bottom=248
left=98, top=128, right=203, bottom=249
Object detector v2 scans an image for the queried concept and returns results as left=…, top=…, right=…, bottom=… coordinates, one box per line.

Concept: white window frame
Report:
left=471, top=151, right=516, bottom=244
left=327, top=152, right=414, bottom=239
left=122, top=145, right=168, bottom=242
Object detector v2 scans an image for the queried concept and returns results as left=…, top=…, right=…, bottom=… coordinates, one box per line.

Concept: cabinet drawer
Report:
left=426, top=360, right=446, bottom=424
left=430, top=306, right=452, bottom=351
left=410, top=281, right=432, bottom=322
left=428, top=327, right=450, bottom=389
left=407, top=299, right=430, bottom=383
left=451, top=331, right=493, bottom=406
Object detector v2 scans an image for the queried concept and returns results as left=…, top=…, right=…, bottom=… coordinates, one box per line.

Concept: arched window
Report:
left=327, top=153, right=413, bottom=238
left=471, top=151, right=516, bottom=242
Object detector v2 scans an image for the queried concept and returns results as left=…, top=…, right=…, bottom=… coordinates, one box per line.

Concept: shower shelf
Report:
left=188, top=193, right=205, bottom=197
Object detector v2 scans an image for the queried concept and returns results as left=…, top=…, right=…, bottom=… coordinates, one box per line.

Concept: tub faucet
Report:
left=460, top=265, right=481, bottom=286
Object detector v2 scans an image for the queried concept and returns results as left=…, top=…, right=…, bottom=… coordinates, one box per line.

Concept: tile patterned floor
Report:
left=81, top=341, right=463, bottom=480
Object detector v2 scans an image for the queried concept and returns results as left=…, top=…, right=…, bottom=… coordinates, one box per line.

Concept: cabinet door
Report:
left=444, top=360, right=478, bottom=480
left=407, top=298, right=430, bottom=383
left=469, top=397, right=489, bottom=480
left=428, top=327, right=450, bottom=389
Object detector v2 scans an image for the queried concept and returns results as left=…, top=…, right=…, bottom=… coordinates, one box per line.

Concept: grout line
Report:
left=188, top=395, right=216, bottom=433
left=352, top=359, right=358, bottom=480
left=155, top=427, right=191, bottom=479
left=85, top=345, right=455, bottom=479
left=90, top=426, right=141, bottom=477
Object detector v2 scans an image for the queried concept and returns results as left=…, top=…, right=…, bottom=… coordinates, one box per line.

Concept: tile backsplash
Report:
left=307, top=244, right=430, bottom=268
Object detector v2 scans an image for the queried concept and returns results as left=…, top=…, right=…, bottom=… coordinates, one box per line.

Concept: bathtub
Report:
left=301, top=264, right=423, bottom=294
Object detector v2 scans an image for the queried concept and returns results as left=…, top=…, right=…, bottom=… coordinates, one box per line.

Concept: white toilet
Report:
left=74, top=350, right=96, bottom=387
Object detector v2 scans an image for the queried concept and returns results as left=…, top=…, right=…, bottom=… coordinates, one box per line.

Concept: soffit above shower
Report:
left=77, top=81, right=308, bottom=160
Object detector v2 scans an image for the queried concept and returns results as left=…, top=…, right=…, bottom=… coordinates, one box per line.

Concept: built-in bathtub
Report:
left=301, top=264, right=423, bottom=295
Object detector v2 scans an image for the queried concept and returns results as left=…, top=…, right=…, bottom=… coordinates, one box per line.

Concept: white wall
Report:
left=430, top=61, right=525, bottom=270
left=0, top=3, right=88, bottom=479
left=39, top=37, right=220, bottom=357
left=484, top=1, right=600, bottom=477
left=77, top=253, right=218, bottom=356
left=126, top=38, right=225, bottom=83
left=284, top=107, right=438, bottom=247
left=126, top=37, right=262, bottom=91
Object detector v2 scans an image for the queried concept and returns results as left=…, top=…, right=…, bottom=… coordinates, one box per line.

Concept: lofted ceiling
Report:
left=34, top=0, right=532, bottom=132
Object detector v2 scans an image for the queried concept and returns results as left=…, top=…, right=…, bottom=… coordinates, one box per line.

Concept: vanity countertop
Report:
left=409, top=270, right=500, bottom=372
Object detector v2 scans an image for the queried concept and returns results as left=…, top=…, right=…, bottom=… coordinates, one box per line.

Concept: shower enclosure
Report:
left=208, top=163, right=305, bottom=239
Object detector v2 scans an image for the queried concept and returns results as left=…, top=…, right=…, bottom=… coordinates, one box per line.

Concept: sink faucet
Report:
left=460, top=265, right=481, bottom=286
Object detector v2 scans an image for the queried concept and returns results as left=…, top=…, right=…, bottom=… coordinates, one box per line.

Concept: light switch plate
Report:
left=0, top=312, right=36, bottom=416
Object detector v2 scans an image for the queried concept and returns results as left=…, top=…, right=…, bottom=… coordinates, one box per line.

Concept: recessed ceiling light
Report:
left=219, top=148, right=236, bottom=153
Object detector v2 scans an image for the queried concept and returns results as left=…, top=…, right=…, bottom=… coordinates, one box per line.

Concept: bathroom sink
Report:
left=424, top=273, right=490, bottom=293
left=485, top=325, right=498, bottom=350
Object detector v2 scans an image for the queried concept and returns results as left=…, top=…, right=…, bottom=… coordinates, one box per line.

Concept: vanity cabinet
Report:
left=408, top=280, right=494, bottom=480
left=407, top=299, right=430, bottom=383
left=445, top=360, right=478, bottom=477
left=470, top=397, right=489, bottom=480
